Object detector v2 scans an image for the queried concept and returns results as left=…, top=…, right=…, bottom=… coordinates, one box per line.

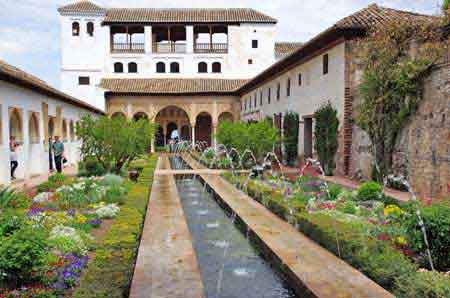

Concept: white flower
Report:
left=95, top=204, right=120, bottom=219
left=32, top=192, right=53, bottom=203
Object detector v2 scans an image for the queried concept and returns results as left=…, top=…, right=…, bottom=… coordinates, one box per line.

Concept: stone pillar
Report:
left=298, top=120, right=305, bottom=161
left=23, top=110, right=30, bottom=180
left=191, top=123, right=196, bottom=147
left=213, top=123, right=218, bottom=150
left=145, top=26, right=153, bottom=53
left=281, top=113, right=286, bottom=164
left=1, top=105, right=11, bottom=185
left=150, top=118, right=155, bottom=153
left=163, top=124, right=167, bottom=147
left=186, top=26, right=194, bottom=54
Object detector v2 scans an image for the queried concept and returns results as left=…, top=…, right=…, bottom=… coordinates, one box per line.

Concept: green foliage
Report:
left=216, top=120, right=279, bottom=162
left=0, top=227, right=50, bottom=287
left=283, top=111, right=299, bottom=166
left=337, top=200, right=358, bottom=215
left=78, top=157, right=106, bottom=177
left=73, top=155, right=157, bottom=298
left=356, top=18, right=445, bottom=180
left=76, top=115, right=156, bottom=174
left=37, top=173, right=68, bottom=193
left=403, top=202, right=450, bottom=271
left=313, top=102, right=339, bottom=176
left=100, top=174, right=124, bottom=187
left=356, top=181, right=383, bottom=202
left=0, top=211, right=27, bottom=237
left=443, top=0, right=450, bottom=11
left=394, top=270, right=450, bottom=298
left=0, top=187, right=19, bottom=210
left=327, top=184, right=343, bottom=201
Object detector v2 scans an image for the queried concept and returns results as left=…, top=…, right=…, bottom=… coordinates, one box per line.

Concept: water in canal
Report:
left=175, top=174, right=298, bottom=298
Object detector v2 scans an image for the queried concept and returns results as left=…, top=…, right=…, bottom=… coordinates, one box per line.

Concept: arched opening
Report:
left=170, top=62, right=180, bottom=73
left=29, top=113, right=40, bottom=144
left=155, top=125, right=164, bottom=147
left=128, top=62, right=138, bottom=73
left=111, top=111, right=126, bottom=119
left=155, top=106, right=190, bottom=146
left=212, top=62, right=222, bottom=73
left=156, top=62, right=166, bottom=73
left=181, top=125, right=191, bottom=141
left=198, top=62, right=208, bottom=73
left=70, top=121, right=75, bottom=142
left=114, top=62, right=124, bottom=73
left=48, top=117, right=55, bottom=138
left=72, top=22, right=80, bottom=36
left=62, top=119, right=68, bottom=142
left=196, top=112, right=212, bottom=147
left=87, top=22, right=94, bottom=36
left=218, top=112, right=234, bottom=124
left=133, top=112, right=149, bottom=121
left=9, top=109, right=23, bottom=141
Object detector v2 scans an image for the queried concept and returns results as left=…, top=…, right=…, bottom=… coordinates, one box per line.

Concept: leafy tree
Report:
left=76, top=115, right=156, bottom=174
left=216, top=120, right=279, bottom=162
left=314, top=102, right=339, bottom=176
left=283, top=112, right=299, bottom=166
left=356, top=18, right=446, bottom=180
left=443, top=0, right=450, bottom=11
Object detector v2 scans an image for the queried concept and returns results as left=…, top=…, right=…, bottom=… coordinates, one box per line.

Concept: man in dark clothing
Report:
left=52, top=136, right=64, bottom=173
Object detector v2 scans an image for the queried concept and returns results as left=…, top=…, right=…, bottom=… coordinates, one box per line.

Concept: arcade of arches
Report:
left=107, top=95, right=239, bottom=151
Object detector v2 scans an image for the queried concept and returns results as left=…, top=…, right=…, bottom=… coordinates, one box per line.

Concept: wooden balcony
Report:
left=152, top=43, right=187, bottom=54
left=194, top=43, right=228, bottom=54
left=111, top=42, right=145, bottom=54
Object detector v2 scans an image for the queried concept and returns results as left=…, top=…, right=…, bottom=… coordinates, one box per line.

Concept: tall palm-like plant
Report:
left=0, top=187, right=18, bottom=209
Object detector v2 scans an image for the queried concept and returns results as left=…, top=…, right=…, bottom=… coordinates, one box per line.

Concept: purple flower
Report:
left=53, top=254, right=89, bottom=291
left=87, top=219, right=102, bottom=226
left=66, top=209, right=76, bottom=217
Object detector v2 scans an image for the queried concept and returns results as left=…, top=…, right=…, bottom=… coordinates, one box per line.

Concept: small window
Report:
left=268, top=88, right=271, bottom=104
left=156, top=62, right=166, bottom=73
left=298, top=73, right=302, bottom=86
left=212, top=62, right=221, bottom=73
left=114, top=62, right=124, bottom=73
left=72, top=22, right=80, bottom=36
left=198, top=62, right=208, bottom=73
left=248, top=59, right=253, bottom=65
left=254, top=94, right=257, bottom=108
left=276, top=83, right=281, bottom=100
left=128, top=62, right=138, bottom=73
left=323, top=54, right=329, bottom=75
left=78, top=76, right=90, bottom=85
left=287, top=78, right=291, bottom=97
left=87, top=22, right=94, bottom=36
left=252, top=40, right=258, bottom=48
left=170, top=62, right=180, bottom=73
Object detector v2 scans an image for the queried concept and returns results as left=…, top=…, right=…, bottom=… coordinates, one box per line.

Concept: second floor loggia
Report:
left=110, top=25, right=228, bottom=54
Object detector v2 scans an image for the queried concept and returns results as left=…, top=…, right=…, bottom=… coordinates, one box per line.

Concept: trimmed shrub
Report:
left=37, top=173, right=67, bottom=193
left=394, top=270, right=450, bottom=298
left=356, top=181, right=383, bottom=202
left=73, top=155, right=157, bottom=298
left=403, top=202, right=450, bottom=271
left=78, top=157, right=106, bottom=177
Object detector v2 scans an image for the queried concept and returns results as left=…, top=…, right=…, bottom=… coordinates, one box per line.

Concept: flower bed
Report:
left=0, top=157, right=157, bottom=298
left=222, top=172, right=450, bottom=298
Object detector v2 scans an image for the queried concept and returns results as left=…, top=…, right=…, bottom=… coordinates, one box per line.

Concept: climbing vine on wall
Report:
left=356, top=16, right=448, bottom=180
left=314, top=102, right=339, bottom=176
left=283, top=111, right=299, bottom=166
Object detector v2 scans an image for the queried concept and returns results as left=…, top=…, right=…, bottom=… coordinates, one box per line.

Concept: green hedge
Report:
left=223, top=173, right=450, bottom=298
left=73, top=155, right=158, bottom=298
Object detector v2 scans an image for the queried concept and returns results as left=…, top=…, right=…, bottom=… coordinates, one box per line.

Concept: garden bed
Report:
left=0, top=155, right=158, bottom=298
left=222, top=172, right=450, bottom=298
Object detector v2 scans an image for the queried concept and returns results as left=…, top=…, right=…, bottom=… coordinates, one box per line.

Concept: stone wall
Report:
left=349, top=55, right=450, bottom=199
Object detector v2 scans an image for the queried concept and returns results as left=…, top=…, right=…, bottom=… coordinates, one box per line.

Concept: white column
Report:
left=298, top=120, right=305, bottom=160
left=0, top=105, right=11, bottom=185
left=145, top=26, right=153, bottom=53
left=281, top=114, right=286, bottom=164
left=22, top=110, right=30, bottom=180
left=186, top=26, right=194, bottom=54
left=213, top=123, right=218, bottom=150
left=191, top=124, right=196, bottom=147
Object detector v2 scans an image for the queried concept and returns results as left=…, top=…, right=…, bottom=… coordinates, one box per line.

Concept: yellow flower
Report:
left=75, top=214, right=87, bottom=224
left=395, top=236, right=407, bottom=246
left=384, top=205, right=403, bottom=217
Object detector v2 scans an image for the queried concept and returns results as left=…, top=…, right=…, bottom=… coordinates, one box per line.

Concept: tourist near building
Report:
left=57, top=1, right=448, bottom=198
left=0, top=60, right=103, bottom=186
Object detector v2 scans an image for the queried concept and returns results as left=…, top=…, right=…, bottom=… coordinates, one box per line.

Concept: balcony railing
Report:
left=111, top=43, right=145, bottom=54
left=153, top=43, right=187, bottom=53
left=194, top=43, right=228, bottom=54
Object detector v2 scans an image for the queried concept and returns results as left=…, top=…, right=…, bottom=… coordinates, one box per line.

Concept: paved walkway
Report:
left=10, top=165, right=77, bottom=190
left=182, top=154, right=394, bottom=298
left=130, top=156, right=204, bottom=298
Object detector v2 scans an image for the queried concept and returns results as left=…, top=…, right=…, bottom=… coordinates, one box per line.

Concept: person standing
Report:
left=52, top=136, right=64, bottom=173
left=170, top=129, right=179, bottom=153
left=48, top=137, right=54, bottom=172
left=9, top=136, right=19, bottom=180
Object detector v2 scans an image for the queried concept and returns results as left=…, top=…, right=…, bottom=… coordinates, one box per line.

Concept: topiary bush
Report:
left=78, top=157, right=106, bottom=177
left=283, top=111, right=299, bottom=166
left=403, top=202, right=450, bottom=271
left=356, top=181, right=383, bottom=202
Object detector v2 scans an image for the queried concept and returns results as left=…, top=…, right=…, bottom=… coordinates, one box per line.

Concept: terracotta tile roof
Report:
left=0, top=60, right=104, bottom=114
left=336, top=4, right=436, bottom=30
left=239, top=4, right=436, bottom=94
left=100, top=78, right=248, bottom=94
left=275, top=42, right=303, bottom=58
left=58, top=1, right=106, bottom=15
left=103, top=8, right=277, bottom=24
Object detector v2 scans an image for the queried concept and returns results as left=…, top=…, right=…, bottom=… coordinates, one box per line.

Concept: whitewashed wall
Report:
left=0, top=80, right=98, bottom=186
left=240, top=42, right=346, bottom=157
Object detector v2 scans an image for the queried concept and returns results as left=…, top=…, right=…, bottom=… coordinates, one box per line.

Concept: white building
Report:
left=58, top=1, right=283, bottom=110
left=0, top=60, right=103, bottom=186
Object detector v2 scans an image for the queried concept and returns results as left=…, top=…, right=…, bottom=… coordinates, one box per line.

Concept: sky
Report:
left=0, top=0, right=442, bottom=88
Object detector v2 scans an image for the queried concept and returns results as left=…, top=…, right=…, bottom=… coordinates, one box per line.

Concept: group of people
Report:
left=9, top=135, right=65, bottom=180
